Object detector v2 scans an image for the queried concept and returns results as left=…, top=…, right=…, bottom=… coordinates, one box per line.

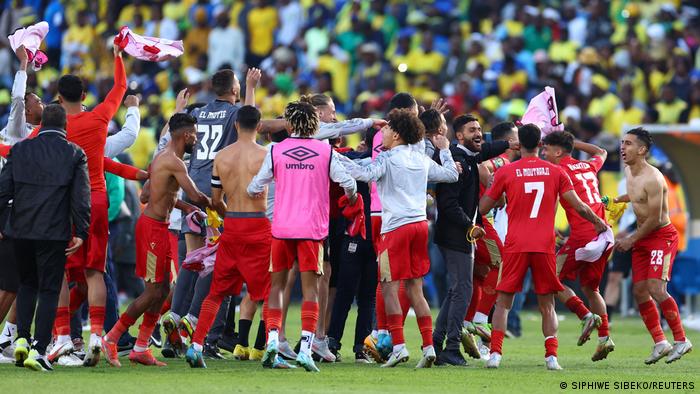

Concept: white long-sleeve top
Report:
left=104, top=106, right=140, bottom=158
left=247, top=144, right=357, bottom=198
left=0, top=70, right=33, bottom=146
left=340, top=144, right=458, bottom=234
left=316, top=118, right=373, bottom=141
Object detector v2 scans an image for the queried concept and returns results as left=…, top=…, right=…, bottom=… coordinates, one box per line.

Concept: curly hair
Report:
left=388, top=108, right=425, bottom=145
left=284, top=100, right=319, bottom=137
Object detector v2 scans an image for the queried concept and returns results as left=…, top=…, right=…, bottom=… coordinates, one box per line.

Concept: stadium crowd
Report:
left=0, top=0, right=696, bottom=372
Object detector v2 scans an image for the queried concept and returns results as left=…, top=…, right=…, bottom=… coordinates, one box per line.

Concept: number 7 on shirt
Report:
left=524, top=181, right=544, bottom=219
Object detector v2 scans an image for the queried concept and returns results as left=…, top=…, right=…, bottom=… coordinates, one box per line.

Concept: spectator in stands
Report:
left=208, top=12, right=245, bottom=75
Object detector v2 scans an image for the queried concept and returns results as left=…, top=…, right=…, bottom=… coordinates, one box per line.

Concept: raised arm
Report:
left=476, top=140, right=510, bottom=163
left=104, top=96, right=141, bottom=158
left=93, top=47, right=127, bottom=122
left=5, top=46, right=30, bottom=140
left=574, top=140, right=607, bottom=165
left=210, top=162, right=227, bottom=217
left=247, top=149, right=274, bottom=197
left=244, top=68, right=261, bottom=106
left=427, top=136, right=459, bottom=183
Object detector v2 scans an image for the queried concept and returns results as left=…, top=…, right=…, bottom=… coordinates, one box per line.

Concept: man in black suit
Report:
left=431, top=114, right=514, bottom=365
left=0, top=104, right=91, bottom=371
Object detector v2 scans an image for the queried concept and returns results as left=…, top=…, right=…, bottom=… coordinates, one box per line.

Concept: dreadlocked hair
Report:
left=284, top=101, right=319, bottom=137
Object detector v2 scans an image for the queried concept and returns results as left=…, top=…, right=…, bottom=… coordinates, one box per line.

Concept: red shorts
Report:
left=169, top=230, right=179, bottom=280
left=211, top=216, right=271, bottom=301
left=632, top=224, right=679, bottom=284
left=557, top=238, right=612, bottom=291
left=271, top=238, right=323, bottom=274
left=377, top=221, right=430, bottom=282
left=497, top=252, right=564, bottom=295
left=65, top=191, right=109, bottom=281
left=135, top=215, right=173, bottom=283
left=370, top=215, right=382, bottom=254
left=474, top=220, right=503, bottom=268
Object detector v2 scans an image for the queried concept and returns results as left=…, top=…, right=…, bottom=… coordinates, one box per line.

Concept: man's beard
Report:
left=184, top=143, right=194, bottom=154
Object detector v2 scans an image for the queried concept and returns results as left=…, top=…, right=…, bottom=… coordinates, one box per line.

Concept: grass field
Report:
left=1, top=307, right=697, bottom=393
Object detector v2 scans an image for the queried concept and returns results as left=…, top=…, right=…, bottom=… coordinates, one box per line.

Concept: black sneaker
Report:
left=355, top=351, right=372, bottom=364
left=161, top=337, right=179, bottom=358
left=203, top=342, right=225, bottom=359
left=436, top=349, right=467, bottom=366
left=217, top=333, right=239, bottom=353
left=117, top=336, right=136, bottom=357
left=327, top=337, right=341, bottom=361
left=150, top=323, right=162, bottom=348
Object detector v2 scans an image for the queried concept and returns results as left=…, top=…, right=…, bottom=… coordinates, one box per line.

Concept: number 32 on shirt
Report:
left=196, top=124, right=223, bottom=160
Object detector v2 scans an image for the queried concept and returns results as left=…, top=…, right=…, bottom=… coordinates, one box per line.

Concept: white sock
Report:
left=392, top=343, right=406, bottom=354
left=583, top=312, right=592, bottom=319
left=371, top=330, right=378, bottom=340
left=378, top=329, right=389, bottom=336
left=268, top=329, right=279, bottom=344
left=422, top=345, right=434, bottom=353
left=473, top=312, right=489, bottom=324
left=56, top=335, right=71, bottom=346
left=89, top=333, right=100, bottom=347
left=598, top=336, right=608, bottom=342
left=133, top=344, right=148, bottom=352
left=192, top=342, right=203, bottom=352
left=0, top=322, right=17, bottom=342
left=300, top=330, right=314, bottom=355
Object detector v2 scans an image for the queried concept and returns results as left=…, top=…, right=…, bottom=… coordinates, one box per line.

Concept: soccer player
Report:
left=102, top=113, right=211, bottom=367
left=248, top=100, right=358, bottom=372
left=614, top=128, right=692, bottom=364
left=479, top=124, right=608, bottom=370
left=541, top=131, right=614, bottom=361
left=185, top=105, right=289, bottom=368
left=341, top=109, right=459, bottom=368
left=53, top=44, right=127, bottom=366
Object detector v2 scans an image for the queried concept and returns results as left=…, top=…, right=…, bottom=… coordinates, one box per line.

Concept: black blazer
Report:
left=0, top=129, right=91, bottom=241
left=433, top=141, right=509, bottom=253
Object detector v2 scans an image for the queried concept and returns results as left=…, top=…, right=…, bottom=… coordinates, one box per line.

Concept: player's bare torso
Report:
left=625, top=164, right=671, bottom=232
left=215, top=140, right=267, bottom=213
left=144, top=150, right=183, bottom=221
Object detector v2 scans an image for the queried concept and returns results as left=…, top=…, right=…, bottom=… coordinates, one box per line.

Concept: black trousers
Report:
left=0, top=206, right=18, bottom=293
left=327, top=236, right=377, bottom=353
left=14, top=239, right=68, bottom=355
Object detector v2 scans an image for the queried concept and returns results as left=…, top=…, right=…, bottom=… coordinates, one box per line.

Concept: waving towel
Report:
left=519, top=86, right=564, bottom=136
left=113, top=26, right=184, bottom=62
left=8, top=21, right=49, bottom=70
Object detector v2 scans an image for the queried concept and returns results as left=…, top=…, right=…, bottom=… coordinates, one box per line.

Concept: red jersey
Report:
left=486, top=156, right=573, bottom=253
left=66, top=57, right=127, bottom=192
left=558, top=155, right=607, bottom=241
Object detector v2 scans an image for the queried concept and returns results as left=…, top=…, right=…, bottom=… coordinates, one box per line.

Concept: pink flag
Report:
left=8, top=21, right=49, bottom=70
left=114, top=26, right=184, bottom=62
left=518, top=86, right=564, bottom=136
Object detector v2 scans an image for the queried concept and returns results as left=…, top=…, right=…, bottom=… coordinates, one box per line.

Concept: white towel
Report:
left=575, top=227, right=614, bottom=262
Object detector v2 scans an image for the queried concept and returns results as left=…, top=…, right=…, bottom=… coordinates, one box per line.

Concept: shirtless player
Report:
left=614, top=128, right=692, bottom=364
left=101, top=113, right=211, bottom=367
left=185, top=106, right=288, bottom=368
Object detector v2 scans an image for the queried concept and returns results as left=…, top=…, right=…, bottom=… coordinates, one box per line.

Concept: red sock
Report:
left=375, top=286, right=387, bottom=330
left=301, top=301, right=319, bottom=333
left=545, top=336, right=558, bottom=357
left=398, top=283, right=411, bottom=323
left=598, top=314, right=609, bottom=338
left=660, top=298, right=686, bottom=342
left=417, top=315, right=433, bottom=347
left=491, top=329, right=505, bottom=355
left=69, top=286, right=87, bottom=314
left=159, top=299, right=172, bottom=316
left=136, top=312, right=159, bottom=349
left=477, top=269, right=499, bottom=315
left=387, top=314, right=404, bottom=346
left=89, top=306, right=105, bottom=335
left=466, top=282, right=481, bottom=321
left=55, top=307, right=71, bottom=336
left=192, top=295, right=222, bottom=346
left=638, top=300, right=666, bottom=343
left=106, top=313, right=136, bottom=343
left=266, top=308, right=282, bottom=332
left=565, top=296, right=591, bottom=320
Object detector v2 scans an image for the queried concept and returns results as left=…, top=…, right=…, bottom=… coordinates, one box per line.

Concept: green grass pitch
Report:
left=1, top=307, right=697, bottom=393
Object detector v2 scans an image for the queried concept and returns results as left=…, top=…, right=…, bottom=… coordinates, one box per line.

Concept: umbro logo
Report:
left=283, top=146, right=318, bottom=162
left=283, top=146, right=318, bottom=170
left=373, top=145, right=383, bottom=153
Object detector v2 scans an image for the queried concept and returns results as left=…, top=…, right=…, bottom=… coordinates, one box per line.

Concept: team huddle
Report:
left=0, top=41, right=693, bottom=373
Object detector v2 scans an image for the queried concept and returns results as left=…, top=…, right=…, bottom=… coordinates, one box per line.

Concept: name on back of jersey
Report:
left=516, top=167, right=550, bottom=177
left=565, top=162, right=591, bottom=171
left=198, top=110, right=229, bottom=120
